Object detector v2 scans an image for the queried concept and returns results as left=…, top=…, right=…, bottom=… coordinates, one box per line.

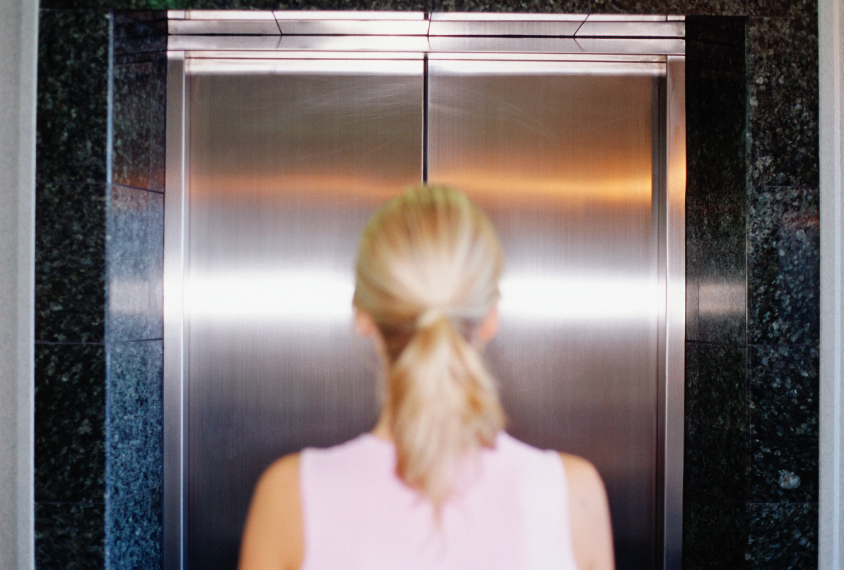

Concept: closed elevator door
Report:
left=180, top=57, right=664, bottom=570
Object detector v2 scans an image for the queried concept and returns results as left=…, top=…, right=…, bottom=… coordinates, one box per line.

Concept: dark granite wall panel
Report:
left=107, top=186, right=164, bottom=342
left=686, top=194, right=746, bottom=345
left=36, top=9, right=167, bottom=570
left=685, top=18, right=746, bottom=198
left=747, top=0, right=816, bottom=17
left=35, top=182, right=107, bottom=343
left=113, top=53, right=167, bottom=192
left=35, top=343, right=107, bottom=503
left=746, top=17, right=819, bottom=188
left=748, top=186, right=820, bottom=346
left=591, top=0, right=745, bottom=15
left=432, top=0, right=591, bottom=13
left=683, top=490, right=747, bottom=569
left=36, top=10, right=110, bottom=186
left=36, top=503, right=105, bottom=570
left=684, top=16, right=747, bottom=350
left=106, top=341, right=163, bottom=499
left=105, top=487, right=162, bottom=569
left=747, top=502, right=818, bottom=569
left=685, top=342, right=748, bottom=500
left=749, top=344, right=819, bottom=503
left=105, top=13, right=167, bottom=570
left=35, top=10, right=113, bottom=567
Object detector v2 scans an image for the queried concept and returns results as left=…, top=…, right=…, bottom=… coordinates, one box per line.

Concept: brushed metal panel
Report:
left=274, top=10, right=426, bottom=20
left=663, top=56, right=686, bottom=570
left=168, top=19, right=280, bottom=36
left=429, top=59, right=664, bottom=76
left=575, top=20, right=684, bottom=38
left=572, top=37, right=685, bottom=55
left=169, top=35, right=284, bottom=51
left=585, top=14, right=668, bottom=21
left=168, top=34, right=685, bottom=56
left=186, top=58, right=424, bottom=75
left=276, top=20, right=430, bottom=36
left=428, top=19, right=582, bottom=37
left=429, top=53, right=666, bottom=62
left=186, top=50, right=425, bottom=61
left=185, top=64, right=423, bottom=570
left=277, top=34, right=431, bottom=52
left=427, top=36, right=685, bottom=55
left=163, top=51, right=187, bottom=570
left=180, top=10, right=276, bottom=19
left=427, top=60, right=660, bottom=570
left=429, top=12, right=587, bottom=20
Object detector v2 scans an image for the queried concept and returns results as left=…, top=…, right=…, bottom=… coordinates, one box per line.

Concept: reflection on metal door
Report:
left=165, top=17, right=685, bottom=570
left=428, top=60, right=659, bottom=568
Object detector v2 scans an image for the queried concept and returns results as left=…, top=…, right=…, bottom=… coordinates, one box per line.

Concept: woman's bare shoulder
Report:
left=558, top=453, right=615, bottom=570
left=239, top=453, right=303, bottom=570
left=260, top=453, right=301, bottom=489
left=559, top=453, right=605, bottom=497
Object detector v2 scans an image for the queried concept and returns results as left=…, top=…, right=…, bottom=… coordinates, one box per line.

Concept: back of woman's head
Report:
left=353, top=185, right=506, bottom=511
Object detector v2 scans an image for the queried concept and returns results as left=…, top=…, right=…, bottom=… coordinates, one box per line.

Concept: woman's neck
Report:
left=371, top=410, right=394, bottom=442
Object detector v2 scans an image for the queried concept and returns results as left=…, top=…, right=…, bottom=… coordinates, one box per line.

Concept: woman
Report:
left=239, top=186, right=615, bottom=570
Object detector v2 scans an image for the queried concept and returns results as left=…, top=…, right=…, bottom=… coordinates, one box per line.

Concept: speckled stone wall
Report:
left=34, top=9, right=166, bottom=570
left=33, top=1, right=819, bottom=569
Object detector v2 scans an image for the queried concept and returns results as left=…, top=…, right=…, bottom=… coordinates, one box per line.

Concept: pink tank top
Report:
left=299, top=432, right=579, bottom=570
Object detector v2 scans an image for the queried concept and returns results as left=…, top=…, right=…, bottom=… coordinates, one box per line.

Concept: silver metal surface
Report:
left=575, top=20, right=684, bottom=38
left=277, top=34, right=432, bottom=52
left=429, top=12, right=587, bottom=20
left=169, top=19, right=280, bottom=36
left=428, top=18, right=582, bottom=37
left=185, top=57, right=424, bottom=75
left=167, top=12, right=684, bottom=41
left=274, top=10, right=426, bottom=20
left=427, top=36, right=681, bottom=54
left=427, top=59, right=660, bottom=569
left=571, top=37, right=685, bottom=55
left=163, top=50, right=188, bottom=570
left=663, top=56, right=686, bottom=570
left=186, top=50, right=425, bottom=60
left=429, top=52, right=667, bottom=62
left=184, top=61, right=423, bottom=570
left=171, top=9, right=275, bottom=19
left=164, top=17, right=686, bottom=570
left=169, top=33, right=685, bottom=55
left=277, top=19, right=429, bottom=36
left=429, top=58, right=665, bottom=75
left=169, top=35, right=284, bottom=51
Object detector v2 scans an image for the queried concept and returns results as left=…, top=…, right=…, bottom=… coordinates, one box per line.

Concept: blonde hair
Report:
left=353, top=186, right=506, bottom=510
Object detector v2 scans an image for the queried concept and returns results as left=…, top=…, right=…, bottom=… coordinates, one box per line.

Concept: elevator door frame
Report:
left=163, top=15, right=686, bottom=570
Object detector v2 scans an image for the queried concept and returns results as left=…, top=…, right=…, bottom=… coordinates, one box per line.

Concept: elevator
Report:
left=164, top=13, right=686, bottom=570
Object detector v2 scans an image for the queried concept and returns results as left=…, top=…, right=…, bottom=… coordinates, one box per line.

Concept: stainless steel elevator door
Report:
left=184, top=58, right=662, bottom=570
left=427, top=60, right=660, bottom=569
left=186, top=62, right=424, bottom=569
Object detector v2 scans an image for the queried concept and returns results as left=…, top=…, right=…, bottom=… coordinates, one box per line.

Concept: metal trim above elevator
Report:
left=167, top=11, right=685, bottom=56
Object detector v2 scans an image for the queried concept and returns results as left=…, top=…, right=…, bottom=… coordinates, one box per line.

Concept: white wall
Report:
left=820, top=0, right=844, bottom=567
left=0, top=0, right=38, bottom=567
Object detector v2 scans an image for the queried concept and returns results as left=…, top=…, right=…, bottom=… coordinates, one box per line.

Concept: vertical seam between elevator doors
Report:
left=423, top=55, right=429, bottom=184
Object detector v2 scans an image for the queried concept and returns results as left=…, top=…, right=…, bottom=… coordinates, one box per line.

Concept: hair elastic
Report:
left=416, top=307, right=449, bottom=329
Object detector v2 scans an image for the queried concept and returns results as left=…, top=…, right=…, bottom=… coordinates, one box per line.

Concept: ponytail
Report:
left=388, top=312, right=504, bottom=509
left=353, top=185, right=506, bottom=511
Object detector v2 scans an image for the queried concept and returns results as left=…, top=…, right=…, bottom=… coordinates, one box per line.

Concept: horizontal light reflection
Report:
left=499, top=274, right=657, bottom=322
left=190, top=269, right=355, bottom=321
left=188, top=268, right=657, bottom=323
